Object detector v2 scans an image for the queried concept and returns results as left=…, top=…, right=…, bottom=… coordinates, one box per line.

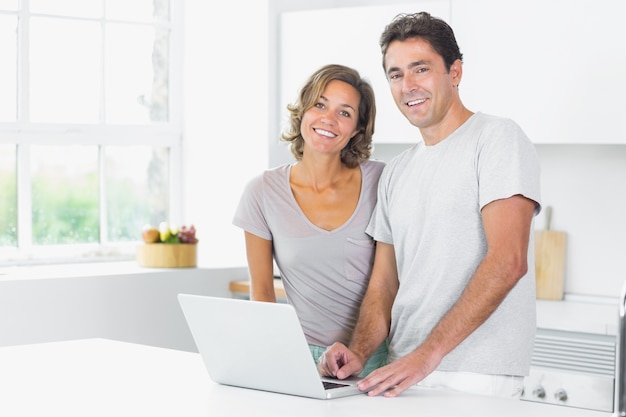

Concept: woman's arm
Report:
left=244, top=231, right=277, bottom=302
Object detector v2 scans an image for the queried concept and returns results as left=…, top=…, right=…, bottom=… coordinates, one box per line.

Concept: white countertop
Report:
left=0, top=339, right=613, bottom=417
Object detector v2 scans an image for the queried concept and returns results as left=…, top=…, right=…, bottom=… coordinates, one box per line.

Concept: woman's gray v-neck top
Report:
left=233, top=159, right=385, bottom=347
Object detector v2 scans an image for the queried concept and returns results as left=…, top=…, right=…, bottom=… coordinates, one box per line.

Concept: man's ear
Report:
left=450, top=59, right=463, bottom=87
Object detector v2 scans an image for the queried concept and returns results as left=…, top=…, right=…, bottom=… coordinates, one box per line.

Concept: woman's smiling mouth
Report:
left=314, top=128, right=337, bottom=138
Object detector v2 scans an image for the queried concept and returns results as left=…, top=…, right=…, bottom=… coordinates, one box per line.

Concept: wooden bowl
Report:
left=136, top=243, right=197, bottom=268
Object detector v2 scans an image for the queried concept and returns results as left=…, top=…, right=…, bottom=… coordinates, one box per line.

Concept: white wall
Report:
left=182, top=0, right=270, bottom=268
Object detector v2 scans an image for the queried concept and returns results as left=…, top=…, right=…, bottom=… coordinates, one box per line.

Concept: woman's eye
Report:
left=340, top=111, right=351, bottom=118
left=314, top=102, right=325, bottom=109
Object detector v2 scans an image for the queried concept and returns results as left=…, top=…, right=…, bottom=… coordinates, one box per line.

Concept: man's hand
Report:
left=317, top=342, right=365, bottom=380
left=356, top=348, right=441, bottom=397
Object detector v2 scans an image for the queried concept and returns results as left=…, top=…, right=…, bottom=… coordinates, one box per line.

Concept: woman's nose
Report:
left=320, top=111, right=336, bottom=125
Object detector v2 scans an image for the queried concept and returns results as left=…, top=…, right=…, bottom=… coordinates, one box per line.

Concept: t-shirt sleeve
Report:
left=365, top=163, right=394, bottom=244
left=477, top=119, right=542, bottom=215
left=232, top=174, right=273, bottom=241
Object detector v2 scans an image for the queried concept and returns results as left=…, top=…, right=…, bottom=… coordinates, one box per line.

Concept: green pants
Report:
left=309, top=340, right=388, bottom=377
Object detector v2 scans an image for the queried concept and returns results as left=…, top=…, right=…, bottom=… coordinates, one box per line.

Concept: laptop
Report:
left=177, top=293, right=365, bottom=399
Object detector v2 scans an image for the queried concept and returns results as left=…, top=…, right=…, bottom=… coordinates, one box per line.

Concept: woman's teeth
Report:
left=315, top=128, right=336, bottom=138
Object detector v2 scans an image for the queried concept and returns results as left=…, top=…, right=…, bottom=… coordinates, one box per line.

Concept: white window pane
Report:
left=0, top=15, right=17, bottom=122
left=0, top=144, right=17, bottom=247
left=105, top=146, right=169, bottom=241
left=105, top=24, right=169, bottom=123
left=0, top=1, right=18, bottom=10
left=30, top=18, right=101, bottom=124
left=106, top=0, right=169, bottom=22
left=29, top=0, right=102, bottom=19
left=31, top=145, right=99, bottom=245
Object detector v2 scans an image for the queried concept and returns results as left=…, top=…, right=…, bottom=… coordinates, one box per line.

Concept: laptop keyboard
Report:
left=323, top=381, right=350, bottom=390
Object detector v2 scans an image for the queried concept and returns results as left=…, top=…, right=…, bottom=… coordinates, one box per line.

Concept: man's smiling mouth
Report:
left=314, top=128, right=337, bottom=138
left=407, top=99, right=427, bottom=107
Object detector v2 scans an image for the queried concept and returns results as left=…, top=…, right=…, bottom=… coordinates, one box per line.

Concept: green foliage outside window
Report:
left=0, top=170, right=17, bottom=246
left=31, top=172, right=100, bottom=245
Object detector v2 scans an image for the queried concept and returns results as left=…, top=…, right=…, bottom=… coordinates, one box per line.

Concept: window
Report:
left=0, top=0, right=181, bottom=265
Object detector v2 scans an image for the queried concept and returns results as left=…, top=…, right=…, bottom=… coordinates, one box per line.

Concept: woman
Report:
left=233, top=64, right=386, bottom=376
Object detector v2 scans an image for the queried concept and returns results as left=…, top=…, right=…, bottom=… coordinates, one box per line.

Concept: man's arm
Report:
left=244, top=231, right=277, bottom=302
left=358, top=194, right=537, bottom=397
left=318, top=241, right=399, bottom=379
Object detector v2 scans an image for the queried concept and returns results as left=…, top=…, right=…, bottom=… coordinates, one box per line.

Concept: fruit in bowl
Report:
left=158, top=222, right=170, bottom=242
left=142, top=225, right=161, bottom=243
left=141, top=222, right=198, bottom=244
left=137, top=222, right=198, bottom=268
left=178, top=225, right=199, bottom=244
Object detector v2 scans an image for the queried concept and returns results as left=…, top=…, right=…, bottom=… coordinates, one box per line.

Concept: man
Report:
left=318, top=12, right=541, bottom=399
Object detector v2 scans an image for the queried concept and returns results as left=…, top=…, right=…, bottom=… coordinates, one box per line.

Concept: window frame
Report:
left=0, top=1, right=184, bottom=266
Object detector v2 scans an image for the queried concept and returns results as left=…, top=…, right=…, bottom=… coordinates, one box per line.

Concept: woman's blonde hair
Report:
left=281, top=64, right=376, bottom=168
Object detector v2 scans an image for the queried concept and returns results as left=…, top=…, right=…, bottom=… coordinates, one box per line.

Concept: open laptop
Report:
left=177, top=293, right=365, bottom=399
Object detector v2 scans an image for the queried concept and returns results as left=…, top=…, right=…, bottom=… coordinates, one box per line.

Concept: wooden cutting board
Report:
left=534, top=207, right=567, bottom=300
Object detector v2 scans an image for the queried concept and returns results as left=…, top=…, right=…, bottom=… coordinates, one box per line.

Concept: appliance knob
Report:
left=532, top=386, right=546, bottom=399
left=554, top=388, right=568, bottom=402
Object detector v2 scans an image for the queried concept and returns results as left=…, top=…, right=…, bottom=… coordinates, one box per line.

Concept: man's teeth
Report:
left=407, top=99, right=426, bottom=106
left=315, top=128, right=336, bottom=138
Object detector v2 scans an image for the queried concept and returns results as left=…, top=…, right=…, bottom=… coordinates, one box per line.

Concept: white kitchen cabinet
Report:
left=452, top=0, right=626, bottom=144
left=279, top=2, right=450, bottom=144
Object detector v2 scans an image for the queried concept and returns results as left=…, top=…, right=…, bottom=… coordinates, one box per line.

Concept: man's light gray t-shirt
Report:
left=367, top=112, right=541, bottom=376
left=233, top=159, right=385, bottom=347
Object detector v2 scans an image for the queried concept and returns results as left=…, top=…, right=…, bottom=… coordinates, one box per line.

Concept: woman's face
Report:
left=300, top=80, right=361, bottom=158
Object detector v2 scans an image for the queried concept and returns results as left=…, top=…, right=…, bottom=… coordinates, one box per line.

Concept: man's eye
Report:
left=416, top=67, right=428, bottom=74
left=389, top=73, right=401, bottom=80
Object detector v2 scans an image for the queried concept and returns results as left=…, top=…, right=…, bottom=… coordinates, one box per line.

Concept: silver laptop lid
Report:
left=177, top=294, right=362, bottom=399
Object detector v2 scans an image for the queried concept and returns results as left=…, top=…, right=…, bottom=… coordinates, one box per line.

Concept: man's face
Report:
left=384, top=37, right=460, bottom=134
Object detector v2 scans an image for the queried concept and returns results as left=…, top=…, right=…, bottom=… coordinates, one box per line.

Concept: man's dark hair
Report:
left=380, top=11, right=463, bottom=72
